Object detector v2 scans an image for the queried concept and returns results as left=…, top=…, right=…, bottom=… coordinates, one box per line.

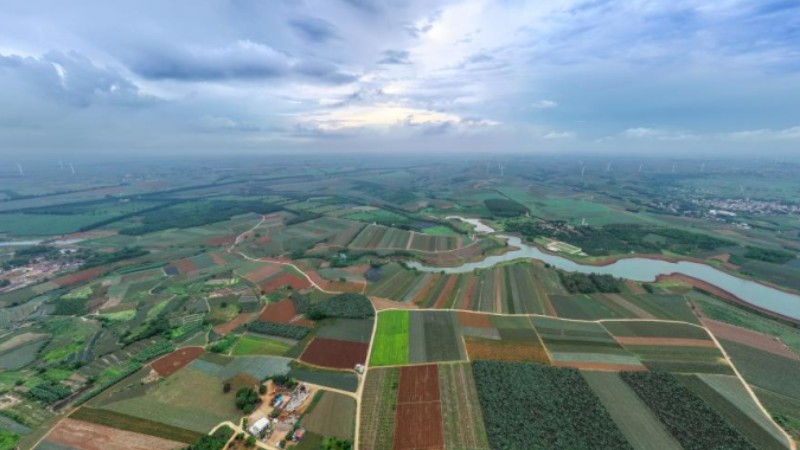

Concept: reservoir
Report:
left=411, top=218, right=800, bottom=321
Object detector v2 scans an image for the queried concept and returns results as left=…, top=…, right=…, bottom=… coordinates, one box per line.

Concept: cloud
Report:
left=378, top=50, right=411, bottom=65
left=542, top=130, right=573, bottom=140
left=620, top=127, right=697, bottom=141
left=289, top=17, right=339, bottom=43
left=301, top=104, right=462, bottom=131
left=530, top=100, right=558, bottom=109
left=130, top=40, right=290, bottom=81
left=293, top=59, right=358, bottom=85
left=725, top=125, right=800, bottom=141
left=0, top=51, right=151, bottom=108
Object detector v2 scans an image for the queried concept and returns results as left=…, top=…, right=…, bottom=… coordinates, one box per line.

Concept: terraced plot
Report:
left=359, top=367, right=400, bottom=450
left=438, top=363, right=490, bottom=450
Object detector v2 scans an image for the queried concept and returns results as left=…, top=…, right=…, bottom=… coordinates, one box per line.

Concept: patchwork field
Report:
left=41, top=418, right=185, bottom=450
left=300, top=391, right=356, bottom=441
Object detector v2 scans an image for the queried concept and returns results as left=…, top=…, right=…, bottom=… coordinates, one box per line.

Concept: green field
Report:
left=231, top=334, right=292, bottom=356
left=369, top=310, right=409, bottom=366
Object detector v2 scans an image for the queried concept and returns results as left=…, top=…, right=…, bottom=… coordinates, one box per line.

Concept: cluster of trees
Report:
left=284, top=211, right=323, bottom=225
left=122, top=316, right=171, bottom=345
left=248, top=321, right=310, bottom=340
left=131, top=340, right=174, bottom=363
left=82, top=247, right=148, bottom=269
left=2, top=245, right=61, bottom=269
left=305, top=293, right=374, bottom=320
left=52, top=296, right=89, bottom=316
left=506, top=219, right=731, bottom=256
left=321, top=438, right=353, bottom=450
left=740, top=246, right=795, bottom=264
left=120, top=200, right=280, bottom=235
left=558, top=272, right=622, bottom=294
left=234, top=387, right=261, bottom=414
left=484, top=198, right=529, bottom=217
left=183, top=425, right=234, bottom=450
left=620, top=372, right=756, bottom=450
left=0, top=279, right=9, bottom=288
left=471, top=361, right=632, bottom=450
left=209, top=334, right=238, bottom=354
left=26, top=381, right=71, bottom=404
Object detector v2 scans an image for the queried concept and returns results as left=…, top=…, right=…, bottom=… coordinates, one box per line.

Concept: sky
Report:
left=0, top=0, right=799, bottom=157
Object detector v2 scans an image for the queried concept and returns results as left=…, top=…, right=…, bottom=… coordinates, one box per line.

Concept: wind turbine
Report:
left=69, top=163, right=76, bottom=175
left=16, top=163, right=23, bottom=176
left=700, top=163, right=706, bottom=172
left=581, top=166, right=586, bottom=178
left=638, top=164, right=644, bottom=173
left=606, top=162, right=612, bottom=172
left=671, top=164, right=676, bottom=174
left=498, top=161, right=506, bottom=177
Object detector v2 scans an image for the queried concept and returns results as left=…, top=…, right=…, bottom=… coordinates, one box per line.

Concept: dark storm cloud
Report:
left=289, top=16, right=340, bottom=43
left=378, top=49, right=411, bottom=65
left=129, top=41, right=291, bottom=81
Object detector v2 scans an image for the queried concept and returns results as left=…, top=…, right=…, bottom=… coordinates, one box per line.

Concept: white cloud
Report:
left=531, top=100, right=558, bottom=109
left=621, top=127, right=697, bottom=141
left=725, top=126, right=800, bottom=141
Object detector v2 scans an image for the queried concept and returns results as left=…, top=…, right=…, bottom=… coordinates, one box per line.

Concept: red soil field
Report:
left=411, top=275, right=439, bottom=305
left=552, top=361, right=648, bottom=371
left=258, top=299, right=297, bottom=323
left=614, top=337, right=717, bottom=348
left=300, top=338, right=368, bottom=369
left=210, top=253, right=227, bottom=265
left=151, top=347, right=204, bottom=377
left=432, top=276, right=458, bottom=309
left=244, top=264, right=282, bottom=283
left=705, top=319, right=800, bottom=361
left=370, top=296, right=418, bottom=311
left=53, top=268, right=104, bottom=287
left=393, top=364, right=444, bottom=450
left=213, top=313, right=257, bottom=336
left=459, top=277, right=477, bottom=310
left=393, top=403, right=444, bottom=450
left=457, top=311, right=493, bottom=328
left=398, top=365, right=440, bottom=403
left=206, top=235, right=236, bottom=246
left=172, top=258, right=197, bottom=274
left=46, top=418, right=184, bottom=450
left=464, top=337, right=550, bottom=363
left=260, top=273, right=310, bottom=292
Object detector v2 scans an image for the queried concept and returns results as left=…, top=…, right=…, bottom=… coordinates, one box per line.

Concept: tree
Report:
left=235, top=387, right=260, bottom=413
left=245, top=436, right=256, bottom=447
left=223, top=382, right=231, bottom=393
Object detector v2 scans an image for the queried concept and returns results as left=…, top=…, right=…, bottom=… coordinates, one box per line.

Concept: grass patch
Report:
left=369, top=310, right=409, bottom=366
left=231, top=334, right=291, bottom=356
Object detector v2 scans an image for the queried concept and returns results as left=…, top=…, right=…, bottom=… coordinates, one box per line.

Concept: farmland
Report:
left=472, top=361, right=632, bottom=450
left=2, top=157, right=799, bottom=450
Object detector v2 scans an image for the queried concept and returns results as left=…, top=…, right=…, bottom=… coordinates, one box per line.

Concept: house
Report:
left=249, top=417, right=270, bottom=436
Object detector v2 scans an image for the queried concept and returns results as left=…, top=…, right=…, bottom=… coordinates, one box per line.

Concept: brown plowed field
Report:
left=457, top=311, right=493, bottom=328
left=46, top=418, right=184, bottom=450
left=614, top=337, right=717, bottom=348
left=260, top=273, right=310, bottom=292
left=151, top=347, right=205, bottom=377
left=258, top=299, right=296, bottom=323
left=213, top=313, right=257, bottom=335
left=464, top=337, right=550, bottom=363
left=705, top=319, right=800, bottom=361
left=206, top=235, right=235, bottom=246
left=460, top=277, right=477, bottom=310
left=53, top=268, right=104, bottom=287
left=433, top=276, right=458, bottom=309
left=370, top=297, right=419, bottom=311
left=300, top=338, right=368, bottom=369
left=393, top=403, right=444, bottom=450
left=393, top=364, right=444, bottom=450
left=398, top=365, right=440, bottom=403
left=173, top=258, right=197, bottom=274
left=210, top=253, right=227, bottom=265
left=244, top=265, right=282, bottom=283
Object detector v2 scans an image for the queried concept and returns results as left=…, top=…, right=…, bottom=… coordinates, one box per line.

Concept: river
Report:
left=410, top=217, right=800, bottom=320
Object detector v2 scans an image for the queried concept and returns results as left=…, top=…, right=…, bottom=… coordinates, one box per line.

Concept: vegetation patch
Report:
left=69, top=407, right=203, bottom=444
left=369, top=310, right=409, bottom=366
left=621, top=371, right=757, bottom=450
left=471, top=361, right=631, bottom=450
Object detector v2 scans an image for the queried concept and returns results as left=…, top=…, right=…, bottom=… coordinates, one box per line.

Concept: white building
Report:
left=249, top=417, right=270, bottom=436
